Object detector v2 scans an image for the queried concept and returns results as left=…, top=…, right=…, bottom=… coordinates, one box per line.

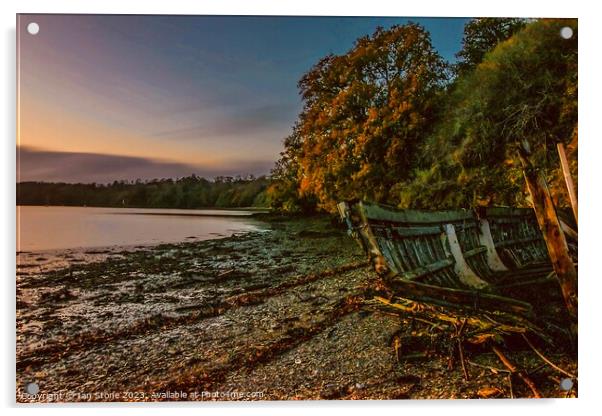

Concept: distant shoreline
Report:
left=16, top=204, right=270, bottom=214
left=16, top=205, right=273, bottom=253
left=111, top=210, right=269, bottom=218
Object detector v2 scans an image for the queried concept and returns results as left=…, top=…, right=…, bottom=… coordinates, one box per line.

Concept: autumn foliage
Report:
left=269, top=18, right=578, bottom=213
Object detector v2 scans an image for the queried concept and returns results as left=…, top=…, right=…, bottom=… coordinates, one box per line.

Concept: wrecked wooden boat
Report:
left=337, top=201, right=560, bottom=316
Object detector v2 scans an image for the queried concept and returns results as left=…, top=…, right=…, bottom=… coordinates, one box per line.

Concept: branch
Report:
left=521, top=334, right=577, bottom=379
left=492, top=345, right=542, bottom=398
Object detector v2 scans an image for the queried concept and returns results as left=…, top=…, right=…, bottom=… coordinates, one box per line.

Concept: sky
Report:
left=17, top=14, right=469, bottom=183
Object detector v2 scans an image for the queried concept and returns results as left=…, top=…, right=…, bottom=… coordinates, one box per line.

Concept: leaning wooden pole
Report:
left=557, top=142, right=578, bottom=225
left=517, top=143, right=577, bottom=329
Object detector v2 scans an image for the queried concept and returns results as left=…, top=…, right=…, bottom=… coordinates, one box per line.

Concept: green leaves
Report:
left=270, top=19, right=578, bottom=213
left=455, top=18, right=527, bottom=76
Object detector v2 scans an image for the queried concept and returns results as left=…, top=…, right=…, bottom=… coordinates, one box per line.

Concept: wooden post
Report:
left=518, top=143, right=577, bottom=326
left=557, top=143, right=578, bottom=225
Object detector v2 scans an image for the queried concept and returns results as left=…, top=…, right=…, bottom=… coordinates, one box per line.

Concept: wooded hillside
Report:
left=268, top=18, right=578, bottom=213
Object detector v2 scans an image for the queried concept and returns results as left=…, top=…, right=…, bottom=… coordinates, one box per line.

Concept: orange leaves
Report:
left=274, top=24, right=448, bottom=213
left=477, top=386, right=504, bottom=398
left=366, top=107, right=379, bottom=123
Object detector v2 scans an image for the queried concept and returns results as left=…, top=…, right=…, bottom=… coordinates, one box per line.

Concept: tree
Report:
left=405, top=18, right=577, bottom=209
left=267, top=125, right=317, bottom=212
left=455, top=18, right=526, bottom=75
left=282, top=23, right=448, bottom=212
left=17, top=175, right=272, bottom=209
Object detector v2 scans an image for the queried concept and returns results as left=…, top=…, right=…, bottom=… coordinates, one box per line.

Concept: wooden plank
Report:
left=398, top=258, right=454, bottom=281
left=372, top=224, right=443, bottom=238
left=336, top=201, right=354, bottom=233
left=359, top=201, right=473, bottom=224
left=386, top=278, right=534, bottom=316
left=355, top=204, right=393, bottom=276
left=495, top=274, right=556, bottom=290
left=451, top=222, right=479, bottom=231
left=478, top=219, right=509, bottom=272
left=378, top=238, right=400, bottom=274
left=394, top=225, right=443, bottom=237
left=462, top=246, right=488, bottom=258
left=518, top=144, right=578, bottom=325
left=494, top=236, right=543, bottom=249
left=443, top=224, right=490, bottom=290
left=487, top=217, right=533, bottom=225
left=485, top=207, right=536, bottom=218
left=557, top=142, right=578, bottom=225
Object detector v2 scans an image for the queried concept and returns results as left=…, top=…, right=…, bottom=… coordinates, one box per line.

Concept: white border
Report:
left=3, top=1, right=600, bottom=415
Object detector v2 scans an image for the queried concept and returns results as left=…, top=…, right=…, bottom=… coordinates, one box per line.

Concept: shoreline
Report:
left=16, top=230, right=270, bottom=277
left=17, top=205, right=275, bottom=256
left=16, top=216, right=576, bottom=401
left=17, top=204, right=271, bottom=212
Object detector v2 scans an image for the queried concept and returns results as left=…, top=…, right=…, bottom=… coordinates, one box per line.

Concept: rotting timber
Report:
left=337, top=201, right=560, bottom=313
left=338, top=200, right=577, bottom=397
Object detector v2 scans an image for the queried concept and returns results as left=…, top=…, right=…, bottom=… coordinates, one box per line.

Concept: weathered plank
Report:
left=360, top=201, right=473, bottom=224
left=338, top=198, right=563, bottom=316
left=478, top=219, right=510, bottom=272
left=443, top=224, right=490, bottom=290
left=398, top=258, right=455, bottom=281
left=462, top=246, right=488, bottom=259
left=557, top=142, right=578, bottom=225
left=495, top=236, right=542, bottom=249
left=386, top=278, right=534, bottom=317
left=372, top=224, right=443, bottom=238
left=518, top=144, right=578, bottom=325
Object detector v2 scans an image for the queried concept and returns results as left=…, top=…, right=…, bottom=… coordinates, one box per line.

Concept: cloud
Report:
left=17, top=147, right=274, bottom=183
left=151, top=103, right=299, bottom=141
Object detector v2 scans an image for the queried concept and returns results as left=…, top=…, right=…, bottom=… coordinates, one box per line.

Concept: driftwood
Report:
left=518, top=143, right=578, bottom=327
left=371, top=296, right=550, bottom=344
left=455, top=319, right=469, bottom=381
left=521, top=334, right=576, bottom=379
left=385, top=279, right=533, bottom=317
left=492, top=345, right=542, bottom=398
left=467, top=360, right=510, bottom=374
left=370, top=295, right=557, bottom=397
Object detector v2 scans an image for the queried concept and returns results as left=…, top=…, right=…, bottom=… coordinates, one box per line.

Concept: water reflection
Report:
left=17, top=206, right=266, bottom=252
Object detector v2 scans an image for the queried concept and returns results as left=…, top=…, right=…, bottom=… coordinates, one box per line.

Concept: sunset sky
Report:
left=17, top=14, right=469, bottom=183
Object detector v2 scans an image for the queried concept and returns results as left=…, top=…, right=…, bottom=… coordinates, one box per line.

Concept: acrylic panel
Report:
left=16, top=14, right=578, bottom=402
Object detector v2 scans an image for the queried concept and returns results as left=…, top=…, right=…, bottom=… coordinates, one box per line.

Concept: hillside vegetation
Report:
left=268, top=18, right=577, bottom=213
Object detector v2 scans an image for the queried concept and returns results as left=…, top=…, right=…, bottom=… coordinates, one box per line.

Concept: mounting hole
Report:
left=25, top=382, right=39, bottom=395
left=27, top=22, right=40, bottom=35
left=559, top=378, right=573, bottom=391
left=560, top=26, right=573, bottom=40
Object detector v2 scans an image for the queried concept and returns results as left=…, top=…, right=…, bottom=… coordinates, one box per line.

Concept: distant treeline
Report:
left=17, top=175, right=271, bottom=209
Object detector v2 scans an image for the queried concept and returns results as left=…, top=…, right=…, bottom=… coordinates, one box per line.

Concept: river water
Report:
left=17, top=205, right=266, bottom=252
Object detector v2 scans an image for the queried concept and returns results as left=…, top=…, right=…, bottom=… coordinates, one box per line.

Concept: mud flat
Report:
left=16, top=216, right=576, bottom=401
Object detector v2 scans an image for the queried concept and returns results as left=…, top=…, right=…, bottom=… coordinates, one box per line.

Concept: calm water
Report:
left=17, top=206, right=267, bottom=252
